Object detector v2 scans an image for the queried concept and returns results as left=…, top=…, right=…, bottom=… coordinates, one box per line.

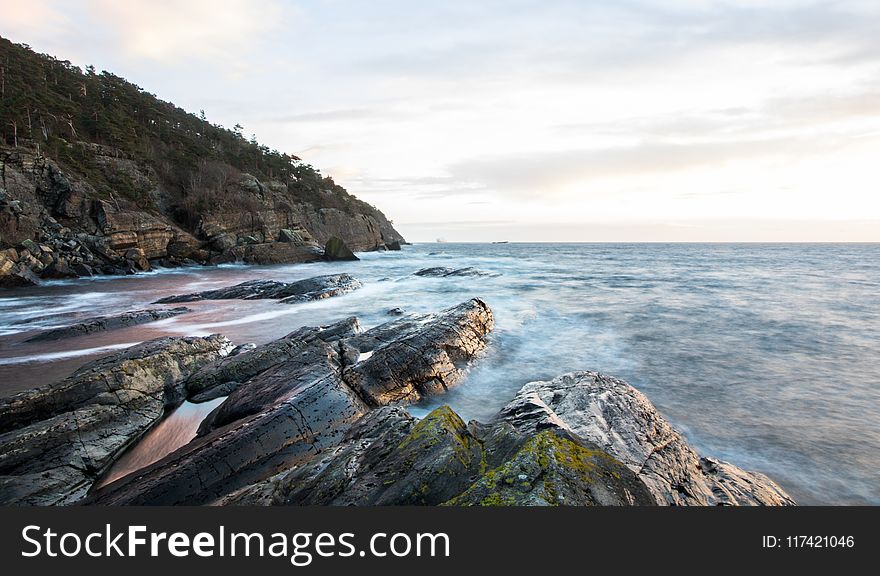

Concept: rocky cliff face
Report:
left=0, top=145, right=404, bottom=287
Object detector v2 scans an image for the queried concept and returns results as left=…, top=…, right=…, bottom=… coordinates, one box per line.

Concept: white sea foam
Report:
left=0, top=342, right=140, bottom=365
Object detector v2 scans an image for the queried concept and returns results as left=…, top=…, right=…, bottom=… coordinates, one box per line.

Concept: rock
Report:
left=85, top=323, right=370, bottom=505
left=24, top=307, right=190, bottom=343
left=324, top=236, right=358, bottom=261
left=19, top=239, right=40, bottom=255
left=278, top=228, right=303, bottom=243
left=155, top=274, right=362, bottom=304
left=386, top=240, right=402, bottom=251
left=41, top=259, right=78, bottom=279
left=497, top=371, right=796, bottom=506
left=0, top=258, right=39, bottom=288
left=210, top=233, right=238, bottom=252
left=221, top=241, right=324, bottom=265
left=228, top=343, right=257, bottom=357
left=84, top=300, right=495, bottom=505
left=71, top=262, right=94, bottom=276
left=387, top=307, right=405, bottom=316
left=237, top=235, right=260, bottom=246
left=414, top=266, right=491, bottom=277
left=124, top=247, right=150, bottom=272
left=184, top=317, right=361, bottom=400
left=0, top=335, right=233, bottom=505
left=233, top=405, right=655, bottom=507
left=342, top=298, right=494, bottom=406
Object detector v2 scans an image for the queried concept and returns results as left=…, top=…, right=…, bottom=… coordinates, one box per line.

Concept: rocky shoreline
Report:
left=0, top=144, right=405, bottom=288
left=0, top=272, right=795, bottom=506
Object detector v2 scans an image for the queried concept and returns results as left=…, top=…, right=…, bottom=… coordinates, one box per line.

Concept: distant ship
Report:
left=492, top=241, right=509, bottom=244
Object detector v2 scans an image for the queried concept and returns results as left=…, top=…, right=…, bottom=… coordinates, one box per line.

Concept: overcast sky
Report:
left=3, top=0, right=880, bottom=241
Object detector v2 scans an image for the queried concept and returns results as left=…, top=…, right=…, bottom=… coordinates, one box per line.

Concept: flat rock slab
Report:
left=497, top=371, right=796, bottom=506
left=0, top=335, right=232, bottom=505
left=154, top=274, right=362, bottom=304
left=24, top=307, right=190, bottom=342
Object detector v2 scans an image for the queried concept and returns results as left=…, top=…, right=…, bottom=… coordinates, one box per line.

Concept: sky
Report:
left=2, top=0, right=880, bottom=242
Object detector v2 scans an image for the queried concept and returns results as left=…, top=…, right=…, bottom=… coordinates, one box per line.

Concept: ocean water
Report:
left=1, top=243, right=878, bottom=505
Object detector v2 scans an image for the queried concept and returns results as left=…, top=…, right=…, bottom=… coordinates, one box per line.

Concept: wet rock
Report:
left=342, top=298, right=494, bottom=406
left=24, top=307, right=190, bottom=343
left=85, top=327, right=370, bottom=505
left=497, top=371, right=796, bottom=506
left=84, top=300, right=496, bottom=505
left=154, top=274, right=362, bottom=304
left=387, top=307, right=405, bottom=316
left=184, top=317, right=361, bottom=400
left=235, top=405, right=654, bottom=507
left=0, top=335, right=233, bottom=505
left=386, top=241, right=402, bottom=251
left=324, top=236, right=358, bottom=261
left=414, top=266, right=491, bottom=277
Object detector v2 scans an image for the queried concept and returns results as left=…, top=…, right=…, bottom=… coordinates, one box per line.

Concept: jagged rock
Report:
left=387, top=241, right=402, bottom=251
left=497, top=371, right=796, bottom=506
left=414, top=266, right=492, bottom=277
left=0, top=335, right=233, bottom=505
left=387, top=307, right=405, bottom=315
left=324, top=236, right=358, bottom=261
left=154, top=274, right=362, bottom=304
left=343, top=298, right=494, bottom=405
left=24, top=307, right=190, bottom=343
left=84, top=300, right=495, bottom=505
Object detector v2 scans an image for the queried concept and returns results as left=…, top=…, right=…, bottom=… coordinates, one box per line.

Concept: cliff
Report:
left=0, top=37, right=404, bottom=287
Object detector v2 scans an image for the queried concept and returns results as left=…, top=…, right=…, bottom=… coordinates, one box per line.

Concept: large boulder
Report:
left=0, top=335, right=233, bottom=505
left=497, top=371, right=796, bottom=506
left=155, top=274, right=362, bottom=304
left=324, top=236, right=358, bottom=261
left=25, top=307, right=190, bottom=342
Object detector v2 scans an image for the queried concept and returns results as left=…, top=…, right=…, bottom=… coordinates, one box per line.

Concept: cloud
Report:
left=85, top=0, right=288, bottom=66
left=445, top=135, right=850, bottom=197
left=1, top=0, right=70, bottom=39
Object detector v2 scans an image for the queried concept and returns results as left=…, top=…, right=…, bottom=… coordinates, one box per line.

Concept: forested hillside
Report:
left=0, top=37, right=404, bottom=286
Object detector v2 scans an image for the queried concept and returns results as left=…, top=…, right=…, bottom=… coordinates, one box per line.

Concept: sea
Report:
left=1, top=243, right=878, bottom=505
